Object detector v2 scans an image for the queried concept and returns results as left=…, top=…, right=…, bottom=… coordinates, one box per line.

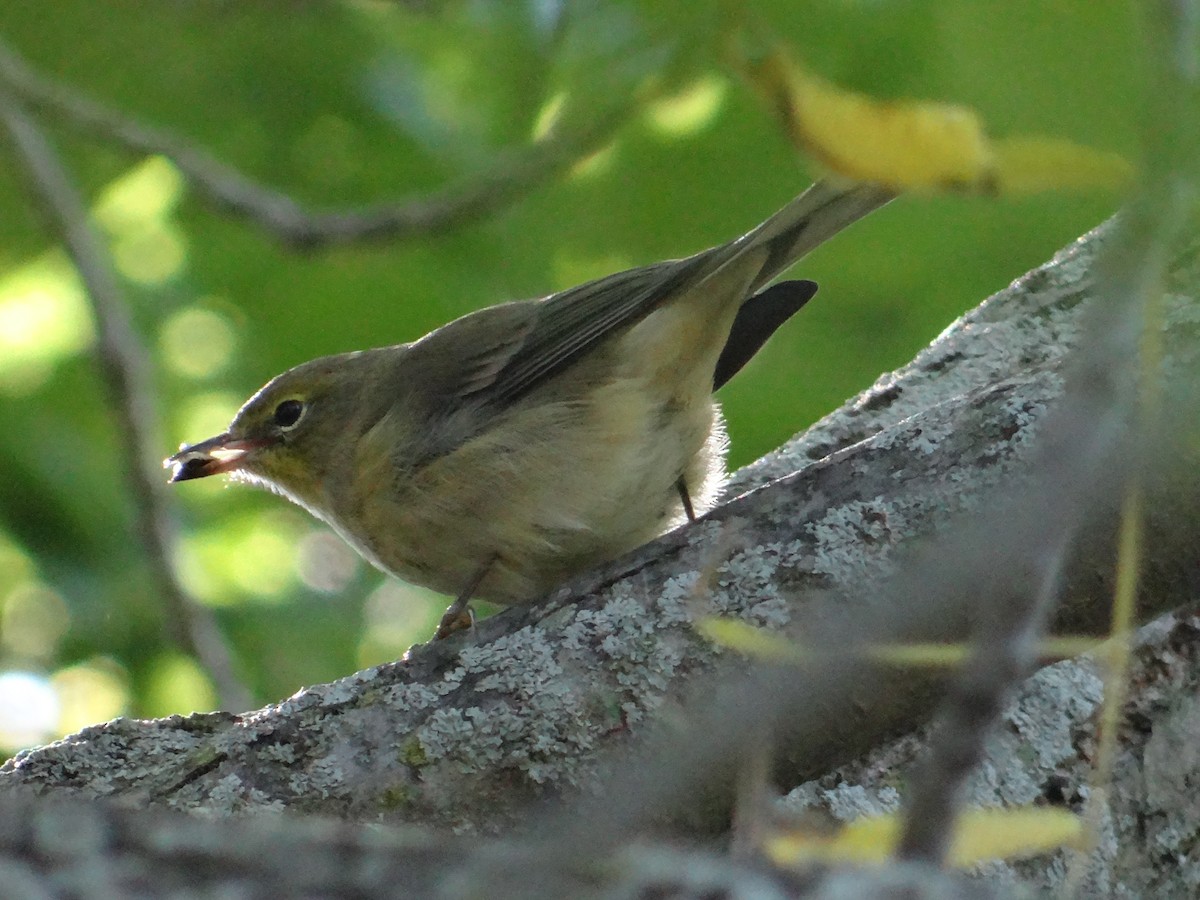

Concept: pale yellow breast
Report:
left=336, top=256, right=759, bottom=603
left=336, top=369, right=721, bottom=603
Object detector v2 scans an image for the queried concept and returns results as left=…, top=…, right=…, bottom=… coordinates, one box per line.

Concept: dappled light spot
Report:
left=531, top=90, right=568, bottom=141
left=1, top=583, right=69, bottom=662
left=0, top=534, right=36, bottom=599
left=51, top=658, right=129, bottom=736
left=174, top=536, right=222, bottom=605
left=0, top=253, right=93, bottom=396
left=112, top=222, right=187, bottom=286
left=94, top=156, right=189, bottom=286
left=645, top=75, right=727, bottom=137
left=564, top=139, right=619, bottom=181
left=179, top=511, right=308, bottom=606
left=142, top=653, right=216, bottom=718
left=0, top=671, right=58, bottom=750
left=567, top=141, right=619, bottom=181
left=357, top=580, right=444, bottom=666
left=160, top=305, right=237, bottom=379
left=296, top=530, right=360, bottom=594
left=228, top=513, right=305, bottom=600
left=93, top=156, right=184, bottom=232
left=175, top=392, right=243, bottom=456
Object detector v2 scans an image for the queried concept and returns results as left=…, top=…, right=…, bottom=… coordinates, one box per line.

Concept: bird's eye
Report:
left=273, top=399, right=305, bottom=429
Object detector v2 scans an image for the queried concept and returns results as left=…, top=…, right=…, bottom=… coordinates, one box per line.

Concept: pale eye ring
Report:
left=273, top=399, right=305, bottom=429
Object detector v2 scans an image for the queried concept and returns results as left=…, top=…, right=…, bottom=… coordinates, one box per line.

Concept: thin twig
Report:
left=894, top=543, right=1070, bottom=863
left=894, top=0, right=1198, bottom=864
left=1065, top=0, right=1198, bottom=891
left=0, top=86, right=253, bottom=712
left=0, top=33, right=629, bottom=250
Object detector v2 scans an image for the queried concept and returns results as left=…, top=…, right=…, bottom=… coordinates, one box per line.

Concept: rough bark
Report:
left=1, top=219, right=1197, bottom=898
left=785, top=612, right=1200, bottom=897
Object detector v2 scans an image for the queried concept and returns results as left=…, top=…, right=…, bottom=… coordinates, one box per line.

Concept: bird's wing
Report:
left=394, top=180, right=891, bottom=458
left=384, top=258, right=705, bottom=466
left=451, top=180, right=891, bottom=408
left=460, top=257, right=704, bottom=408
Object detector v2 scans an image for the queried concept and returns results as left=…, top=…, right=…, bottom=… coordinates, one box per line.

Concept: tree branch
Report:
left=0, top=84, right=253, bottom=712
left=0, top=788, right=999, bottom=900
left=2, top=216, right=1196, bottom=838
left=897, top=0, right=1199, bottom=864
left=0, top=33, right=631, bottom=249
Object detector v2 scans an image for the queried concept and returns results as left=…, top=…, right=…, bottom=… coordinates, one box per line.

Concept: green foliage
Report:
left=0, top=0, right=1136, bottom=747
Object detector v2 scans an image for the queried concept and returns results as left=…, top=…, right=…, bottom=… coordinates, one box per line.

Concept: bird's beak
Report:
left=164, top=433, right=275, bottom=482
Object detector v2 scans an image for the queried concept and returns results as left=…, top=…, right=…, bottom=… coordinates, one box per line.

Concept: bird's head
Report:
left=165, top=352, right=374, bottom=509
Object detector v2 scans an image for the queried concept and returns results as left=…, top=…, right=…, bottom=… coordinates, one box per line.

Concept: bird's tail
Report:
left=710, top=179, right=895, bottom=293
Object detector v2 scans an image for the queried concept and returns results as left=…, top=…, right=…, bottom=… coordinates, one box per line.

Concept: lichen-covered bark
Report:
left=0, top=790, right=1001, bottom=899
left=1, top=222, right=1197, bottom=882
left=785, top=613, right=1200, bottom=896
left=0, top=379, right=1065, bottom=829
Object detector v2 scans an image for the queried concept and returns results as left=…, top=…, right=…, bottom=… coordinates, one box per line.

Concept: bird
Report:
left=166, top=179, right=892, bottom=636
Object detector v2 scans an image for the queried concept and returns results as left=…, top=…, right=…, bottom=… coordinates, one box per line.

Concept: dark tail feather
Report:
left=713, top=279, right=818, bottom=390
left=743, top=181, right=895, bottom=293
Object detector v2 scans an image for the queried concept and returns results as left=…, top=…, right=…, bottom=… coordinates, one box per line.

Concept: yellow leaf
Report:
left=768, top=815, right=898, bottom=865
left=695, top=617, right=807, bottom=663
left=740, top=44, right=1134, bottom=195
left=869, top=642, right=970, bottom=667
left=948, top=807, right=1086, bottom=866
left=993, top=137, right=1135, bottom=193
left=766, top=807, right=1084, bottom=869
left=698, top=617, right=1101, bottom=667
left=750, top=50, right=991, bottom=190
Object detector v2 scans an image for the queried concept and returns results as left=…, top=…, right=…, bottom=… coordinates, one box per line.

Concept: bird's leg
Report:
left=676, top=476, right=696, bottom=524
left=434, top=559, right=493, bottom=640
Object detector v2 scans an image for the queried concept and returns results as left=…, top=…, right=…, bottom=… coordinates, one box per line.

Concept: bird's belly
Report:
left=344, top=376, right=727, bottom=605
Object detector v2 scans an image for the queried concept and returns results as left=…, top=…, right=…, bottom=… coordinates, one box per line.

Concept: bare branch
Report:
left=0, top=790, right=996, bottom=900
left=896, top=0, right=1200, bottom=864
left=2, top=218, right=1196, bottom=836
left=0, top=85, right=252, bottom=711
left=0, top=33, right=630, bottom=249
left=894, top=544, right=1072, bottom=864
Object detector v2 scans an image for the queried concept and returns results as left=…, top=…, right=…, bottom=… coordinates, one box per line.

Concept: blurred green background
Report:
left=0, top=0, right=1139, bottom=751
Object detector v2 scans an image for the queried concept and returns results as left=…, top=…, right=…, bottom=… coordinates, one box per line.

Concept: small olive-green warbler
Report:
left=167, top=179, right=890, bottom=632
